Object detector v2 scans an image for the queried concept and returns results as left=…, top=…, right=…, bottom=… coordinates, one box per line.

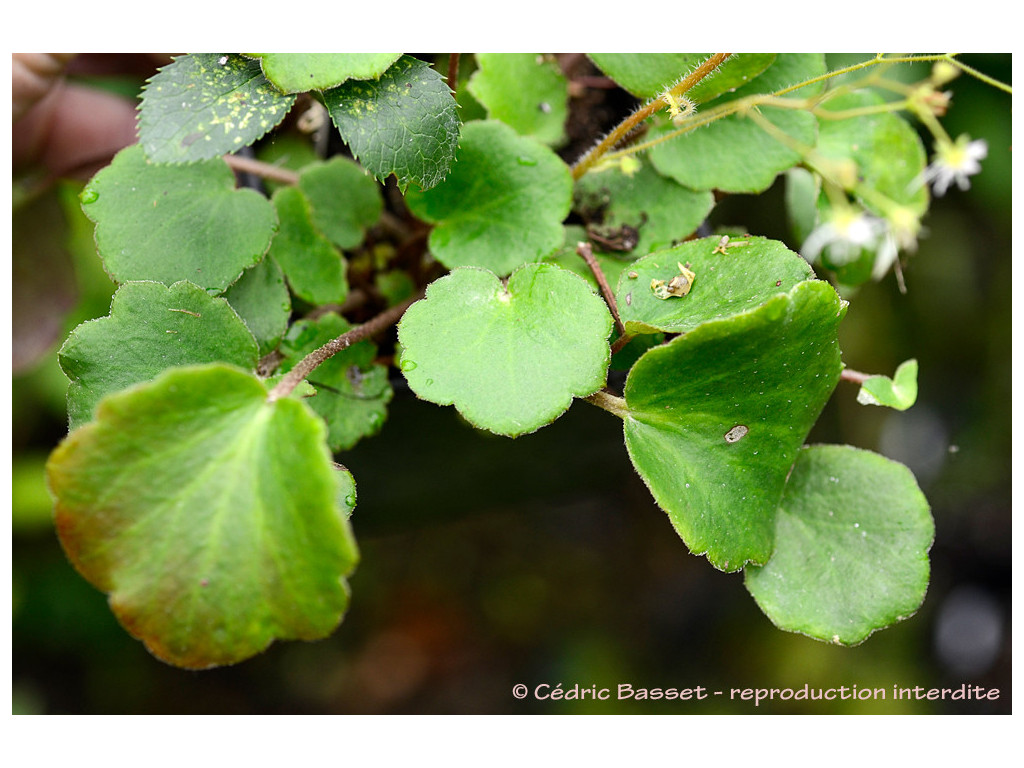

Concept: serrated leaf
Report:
left=467, top=53, right=569, bottom=146
left=616, top=236, right=814, bottom=335
left=857, top=359, right=919, bottom=410
left=404, top=120, right=573, bottom=276
left=269, top=185, right=348, bottom=305
left=397, top=264, right=613, bottom=437
left=815, top=91, right=929, bottom=214
left=222, top=257, right=292, bottom=356
left=323, top=56, right=460, bottom=191
left=278, top=313, right=393, bottom=451
left=138, top=54, right=296, bottom=164
left=587, top=53, right=776, bottom=102
left=622, top=280, right=845, bottom=570
left=59, top=281, right=259, bottom=430
left=81, top=145, right=277, bottom=292
left=745, top=444, right=933, bottom=645
left=46, top=364, right=359, bottom=669
left=649, top=54, right=826, bottom=193
left=254, top=53, right=401, bottom=94
left=296, top=157, right=383, bottom=250
left=575, top=158, right=715, bottom=256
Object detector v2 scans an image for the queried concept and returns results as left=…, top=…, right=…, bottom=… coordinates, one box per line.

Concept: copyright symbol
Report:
left=512, top=684, right=528, bottom=699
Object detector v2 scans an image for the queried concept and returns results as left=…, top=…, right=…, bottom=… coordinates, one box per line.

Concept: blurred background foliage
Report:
left=11, top=53, right=1011, bottom=714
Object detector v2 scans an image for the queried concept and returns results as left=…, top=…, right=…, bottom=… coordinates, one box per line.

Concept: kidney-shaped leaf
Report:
left=616, top=236, right=814, bottom=335
left=397, top=264, right=613, bottom=437
left=81, top=145, right=277, bottom=292
left=46, top=364, right=359, bottom=669
left=623, top=280, right=845, bottom=571
left=468, top=53, right=569, bottom=146
left=268, top=185, right=348, bottom=306
left=297, top=157, right=383, bottom=250
left=745, top=444, right=933, bottom=645
left=404, top=120, right=572, bottom=276
left=323, top=56, right=460, bottom=191
left=138, top=54, right=296, bottom=163
left=59, top=280, right=259, bottom=430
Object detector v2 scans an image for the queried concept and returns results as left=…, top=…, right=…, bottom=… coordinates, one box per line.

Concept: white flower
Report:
left=801, top=209, right=886, bottom=267
left=916, top=135, right=988, bottom=196
left=870, top=231, right=900, bottom=280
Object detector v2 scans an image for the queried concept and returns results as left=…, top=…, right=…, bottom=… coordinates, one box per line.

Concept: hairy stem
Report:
left=576, top=241, right=624, bottom=337
left=571, top=53, right=731, bottom=181
left=584, top=390, right=630, bottom=419
left=266, top=293, right=422, bottom=402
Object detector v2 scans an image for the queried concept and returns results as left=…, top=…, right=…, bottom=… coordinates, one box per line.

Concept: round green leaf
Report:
left=323, top=56, right=460, bottom=191
left=623, top=280, right=846, bottom=571
left=649, top=54, right=826, bottom=193
left=468, top=53, right=569, bottom=146
left=575, top=159, right=714, bottom=256
left=745, top=444, right=933, bottom=645
left=138, top=54, right=296, bottom=164
left=616, top=236, right=814, bottom=335
left=59, top=281, right=259, bottom=430
left=588, top=53, right=776, bottom=102
left=81, top=145, right=278, bottom=292
left=46, top=364, right=359, bottom=669
left=254, top=53, right=401, bottom=93
left=397, top=264, right=613, bottom=437
left=404, top=120, right=573, bottom=276
left=297, top=157, right=383, bottom=250
left=222, top=257, right=292, bottom=356
left=269, top=185, right=348, bottom=305
left=278, top=313, right=394, bottom=452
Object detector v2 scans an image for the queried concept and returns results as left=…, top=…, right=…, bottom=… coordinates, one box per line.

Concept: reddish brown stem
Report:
left=266, top=292, right=422, bottom=402
left=841, top=368, right=872, bottom=384
left=447, top=53, right=460, bottom=95
left=576, top=241, right=625, bottom=338
left=571, top=53, right=731, bottom=181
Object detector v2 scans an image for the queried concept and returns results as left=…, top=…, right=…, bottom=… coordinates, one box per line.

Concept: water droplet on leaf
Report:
left=400, top=359, right=417, bottom=372
left=80, top=188, right=99, bottom=204
left=516, top=156, right=538, bottom=166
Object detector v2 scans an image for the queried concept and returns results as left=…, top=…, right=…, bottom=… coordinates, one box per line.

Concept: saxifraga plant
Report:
left=37, top=53, right=1010, bottom=669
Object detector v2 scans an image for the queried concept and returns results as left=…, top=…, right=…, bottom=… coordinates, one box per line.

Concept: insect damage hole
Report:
left=724, top=424, right=749, bottom=443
